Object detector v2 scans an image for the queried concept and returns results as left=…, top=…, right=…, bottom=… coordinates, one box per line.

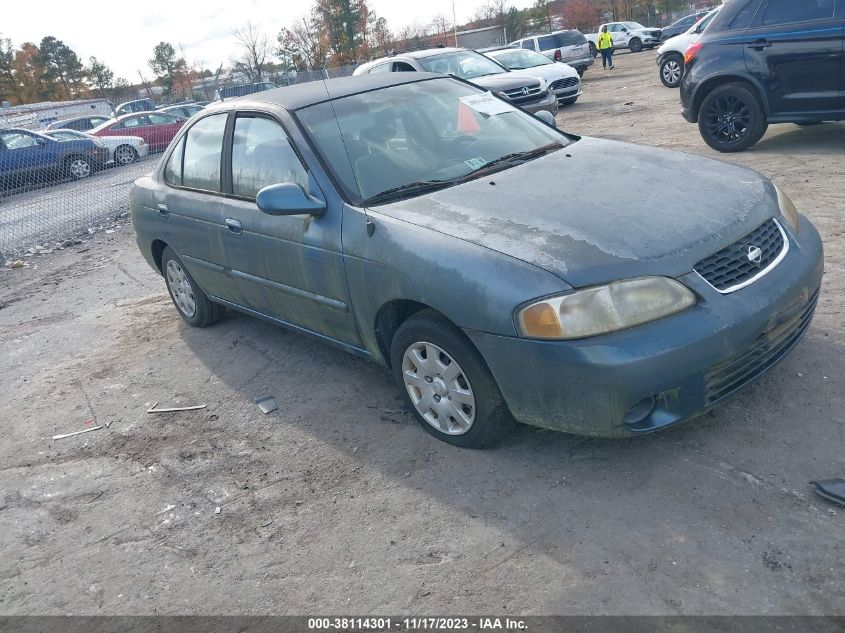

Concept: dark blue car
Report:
left=0, top=128, right=109, bottom=193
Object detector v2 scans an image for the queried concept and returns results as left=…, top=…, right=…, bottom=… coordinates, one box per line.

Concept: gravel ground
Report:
left=0, top=51, right=843, bottom=616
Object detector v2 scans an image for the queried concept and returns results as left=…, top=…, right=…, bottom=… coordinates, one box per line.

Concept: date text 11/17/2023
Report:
left=307, top=617, right=528, bottom=631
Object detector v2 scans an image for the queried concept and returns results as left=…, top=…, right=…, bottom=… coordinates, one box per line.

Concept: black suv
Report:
left=681, top=0, right=844, bottom=152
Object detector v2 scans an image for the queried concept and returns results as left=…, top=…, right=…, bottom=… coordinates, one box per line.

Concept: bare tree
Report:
left=232, top=22, right=271, bottom=82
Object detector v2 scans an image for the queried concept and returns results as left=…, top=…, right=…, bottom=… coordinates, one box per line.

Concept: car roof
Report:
left=224, top=72, right=448, bottom=111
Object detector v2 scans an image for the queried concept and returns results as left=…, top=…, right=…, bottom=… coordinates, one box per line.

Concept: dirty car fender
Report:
left=341, top=204, right=571, bottom=365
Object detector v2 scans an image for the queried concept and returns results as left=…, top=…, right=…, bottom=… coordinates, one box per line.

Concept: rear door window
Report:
left=181, top=113, right=227, bottom=192
left=537, top=35, right=556, bottom=51
left=520, top=39, right=537, bottom=51
left=761, top=0, right=835, bottom=25
left=230, top=115, right=308, bottom=199
left=554, top=31, right=586, bottom=46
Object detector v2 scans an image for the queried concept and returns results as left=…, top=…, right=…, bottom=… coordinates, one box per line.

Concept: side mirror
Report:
left=534, top=110, right=557, bottom=128
left=256, top=182, right=326, bottom=216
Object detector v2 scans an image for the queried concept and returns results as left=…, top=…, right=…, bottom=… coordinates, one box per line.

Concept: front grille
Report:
left=694, top=219, right=787, bottom=293
left=550, top=77, right=579, bottom=91
left=503, top=85, right=544, bottom=105
left=704, top=288, right=819, bottom=405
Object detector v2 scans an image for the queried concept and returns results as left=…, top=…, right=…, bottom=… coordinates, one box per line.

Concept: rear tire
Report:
left=698, top=82, right=767, bottom=153
left=629, top=38, right=643, bottom=53
left=65, top=155, right=92, bottom=180
left=390, top=310, right=516, bottom=448
left=659, top=55, right=684, bottom=88
left=114, top=145, right=138, bottom=165
left=161, top=246, right=224, bottom=327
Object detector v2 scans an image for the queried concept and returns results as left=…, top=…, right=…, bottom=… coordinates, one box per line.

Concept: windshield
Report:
left=297, top=78, right=568, bottom=205
left=623, top=22, right=646, bottom=30
left=689, top=9, right=719, bottom=33
left=417, top=50, right=506, bottom=80
left=487, top=48, right=552, bottom=69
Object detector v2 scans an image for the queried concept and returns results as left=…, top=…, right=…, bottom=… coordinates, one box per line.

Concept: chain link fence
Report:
left=0, top=68, right=363, bottom=263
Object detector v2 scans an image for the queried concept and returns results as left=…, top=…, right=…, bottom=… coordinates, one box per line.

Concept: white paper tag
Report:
left=459, top=92, right=516, bottom=116
left=464, top=157, right=487, bottom=170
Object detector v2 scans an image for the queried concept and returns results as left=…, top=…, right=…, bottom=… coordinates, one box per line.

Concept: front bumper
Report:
left=466, top=215, right=824, bottom=438
left=521, top=89, right=559, bottom=116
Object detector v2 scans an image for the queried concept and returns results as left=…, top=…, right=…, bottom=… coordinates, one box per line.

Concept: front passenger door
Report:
left=221, top=113, right=362, bottom=347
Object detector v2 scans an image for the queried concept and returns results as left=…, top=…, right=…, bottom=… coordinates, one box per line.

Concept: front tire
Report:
left=589, top=42, right=597, bottom=58
left=698, top=82, right=768, bottom=153
left=161, top=246, right=224, bottom=327
left=629, top=38, right=643, bottom=53
left=659, top=55, right=684, bottom=88
left=390, top=310, right=516, bottom=448
left=65, top=156, right=92, bottom=180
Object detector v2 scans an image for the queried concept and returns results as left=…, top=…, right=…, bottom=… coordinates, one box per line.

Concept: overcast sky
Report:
left=3, top=0, right=535, bottom=79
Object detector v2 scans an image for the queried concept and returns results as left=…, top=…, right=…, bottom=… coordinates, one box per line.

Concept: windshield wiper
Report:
left=362, top=179, right=457, bottom=206
left=459, top=142, right=563, bottom=180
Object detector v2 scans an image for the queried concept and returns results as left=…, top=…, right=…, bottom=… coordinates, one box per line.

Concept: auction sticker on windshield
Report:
left=459, top=92, right=516, bottom=116
left=464, top=157, right=487, bottom=170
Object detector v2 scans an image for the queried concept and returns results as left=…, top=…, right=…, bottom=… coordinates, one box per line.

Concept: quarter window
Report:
left=761, top=0, right=834, bottom=25
left=164, top=137, right=184, bottom=186
left=521, top=39, right=537, bottom=51
left=181, top=113, right=227, bottom=191
left=367, top=62, right=391, bottom=74
left=231, top=116, right=308, bottom=199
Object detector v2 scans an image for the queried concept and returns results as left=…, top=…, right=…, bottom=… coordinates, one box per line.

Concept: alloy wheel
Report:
left=704, top=94, right=751, bottom=145
left=115, top=146, right=136, bottom=165
left=166, top=259, right=197, bottom=318
left=662, top=60, right=682, bottom=85
left=402, top=341, right=476, bottom=435
left=69, top=159, right=91, bottom=179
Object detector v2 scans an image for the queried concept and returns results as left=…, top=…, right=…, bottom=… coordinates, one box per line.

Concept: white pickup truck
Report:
left=586, top=22, right=663, bottom=55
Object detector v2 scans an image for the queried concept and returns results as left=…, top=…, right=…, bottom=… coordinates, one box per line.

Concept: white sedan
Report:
left=43, top=129, right=149, bottom=166
left=483, top=47, right=582, bottom=106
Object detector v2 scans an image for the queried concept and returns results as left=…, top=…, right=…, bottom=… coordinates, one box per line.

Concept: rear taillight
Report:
left=554, top=49, right=562, bottom=61
left=684, top=42, right=703, bottom=65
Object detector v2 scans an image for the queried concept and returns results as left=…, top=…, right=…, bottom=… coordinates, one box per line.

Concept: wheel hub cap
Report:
left=401, top=342, right=476, bottom=436
left=166, top=260, right=196, bottom=318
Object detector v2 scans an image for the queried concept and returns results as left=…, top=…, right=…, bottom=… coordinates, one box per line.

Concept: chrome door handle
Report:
left=157, top=203, right=169, bottom=216
left=225, top=218, right=242, bottom=234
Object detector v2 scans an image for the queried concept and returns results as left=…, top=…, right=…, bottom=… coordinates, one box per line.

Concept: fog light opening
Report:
left=624, top=396, right=657, bottom=427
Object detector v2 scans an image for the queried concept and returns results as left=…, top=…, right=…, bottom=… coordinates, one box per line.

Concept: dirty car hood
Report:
left=371, top=137, right=778, bottom=287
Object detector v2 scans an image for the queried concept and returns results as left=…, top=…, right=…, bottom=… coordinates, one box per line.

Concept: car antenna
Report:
left=323, top=79, right=375, bottom=237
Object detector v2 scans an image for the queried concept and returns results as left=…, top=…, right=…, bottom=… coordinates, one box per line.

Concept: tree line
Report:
left=1, top=0, right=710, bottom=106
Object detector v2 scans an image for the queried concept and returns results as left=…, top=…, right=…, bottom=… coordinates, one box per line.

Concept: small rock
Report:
left=214, top=506, right=221, bottom=515
left=9, top=260, right=25, bottom=269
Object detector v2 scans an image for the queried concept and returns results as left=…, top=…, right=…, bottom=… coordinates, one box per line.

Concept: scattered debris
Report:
left=259, top=517, right=275, bottom=528
left=147, top=404, right=207, bottom=413
left=811, top=479, right=845, bottom=507
left=158, top=504, right=176, bottom=515
left=106, top=420, right=113, bottom=428
left=214, top=506, right=222, bottom=515
left=255, top=395, right=277, bottom=414
left=52, top=425, right=104, bottom=440
left=9, top=260, right=25, bottom=269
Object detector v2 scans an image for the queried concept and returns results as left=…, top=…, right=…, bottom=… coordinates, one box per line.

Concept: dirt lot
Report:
left=1, top=51, right=843, bottom=615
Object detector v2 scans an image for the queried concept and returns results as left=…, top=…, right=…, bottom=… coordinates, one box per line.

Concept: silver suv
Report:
left=510, top=30, right=594, bottom=76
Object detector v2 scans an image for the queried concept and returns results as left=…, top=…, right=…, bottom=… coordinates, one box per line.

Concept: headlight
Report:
left=517, top=277, right=696, bottom=340
left=774, top=184, right=799, bottom=233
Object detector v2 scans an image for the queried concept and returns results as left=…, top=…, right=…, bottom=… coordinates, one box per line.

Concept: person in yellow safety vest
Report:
left=598, top=26, right=615, bottom=70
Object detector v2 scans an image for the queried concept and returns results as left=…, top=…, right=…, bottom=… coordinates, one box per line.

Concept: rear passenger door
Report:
left=158, top=112, right=241, bottom=304
left=745, top=0, right=842, bottom=114
left=219, top=112, right=363, bottom=347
